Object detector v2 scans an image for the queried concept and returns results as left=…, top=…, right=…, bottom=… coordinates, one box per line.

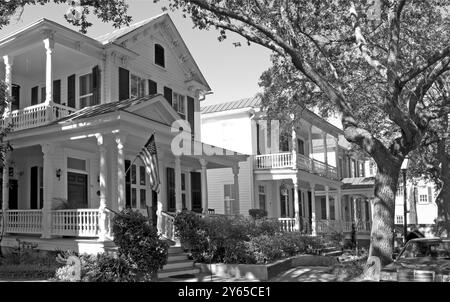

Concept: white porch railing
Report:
left=255, top=153, right=340, bottom=180
left=160, top=211, right=176, bottom=241
left=1, top=103, right=76, bottom=131
left=0, top=210, right=42, bottom=234
left=278, top=217, right=296, bottom=232
left=254, top=152, right=293, bottom=169
left=51, top=209, right=99, bottom=237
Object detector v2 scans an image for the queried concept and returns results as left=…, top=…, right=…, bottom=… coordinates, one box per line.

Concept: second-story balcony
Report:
left=1, top=103, right=77, bottom=131
left=254, top=152, right=339, bottom=180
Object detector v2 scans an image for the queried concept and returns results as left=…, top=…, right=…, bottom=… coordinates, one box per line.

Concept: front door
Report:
left=67, top=172, right=88, bottom=208
left=0, top=179, right=18, bottom=209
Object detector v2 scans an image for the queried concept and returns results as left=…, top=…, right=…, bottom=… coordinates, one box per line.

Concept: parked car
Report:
left=380, top=238, right=450, bottom=282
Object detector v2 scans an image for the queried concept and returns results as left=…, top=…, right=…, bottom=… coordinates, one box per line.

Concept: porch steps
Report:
left=158, top=246, right=199, bottom=279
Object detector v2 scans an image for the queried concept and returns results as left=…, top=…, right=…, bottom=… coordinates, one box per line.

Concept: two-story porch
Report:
left=0, top=95, right=247, bottom=253
left=253, top=116, right=372, bottom=239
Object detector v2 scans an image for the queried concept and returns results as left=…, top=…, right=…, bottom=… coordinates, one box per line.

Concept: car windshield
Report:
left=399, top=241, right=450, bottom=259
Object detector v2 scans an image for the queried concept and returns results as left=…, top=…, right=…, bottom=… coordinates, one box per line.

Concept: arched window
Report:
left=154, top=44, right=165, bottom=67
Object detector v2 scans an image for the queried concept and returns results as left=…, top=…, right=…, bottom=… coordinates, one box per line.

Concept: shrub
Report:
left=248, top=209, right=268, bottom=219
left=112, top=209, right=169, bottom=280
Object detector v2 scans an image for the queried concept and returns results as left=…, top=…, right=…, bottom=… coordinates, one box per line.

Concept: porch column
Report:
left=2, top=150, right=10, bottom=210
left=96, top=134, right=108, bottom=241
left=334, top=137, right=339, bottom=178
left=292, top=176, right=300, bottom=230
left=307, top=124, right=314, bottom=172
left=291, top=125, right=297, bottom=169
left=43, top=32, right=55, bottom=121
left=41, top=143, right=56, bottom=238
left=322, top=131, right=328, bottom=174
left=175, top=156, right=182, bottom=212
left=310, top=183, right=317, bottom=236
left=3, top=55, right=13, bottom=116
left=325, top=185, right=330, bottom=220
left=116, top=135, right=126, bottom=211
left=199, top=158, right=208, bottom=214
left=336, top=188, right=342, bottom=221
left=232, top=164, right=240, bottom=215
left=361, top=198, right=367, bottom=230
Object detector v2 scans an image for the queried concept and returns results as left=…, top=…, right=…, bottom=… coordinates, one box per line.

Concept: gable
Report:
left=100, top=14, right=210, bottom=92
left=126, top=95, right=182, bottom=126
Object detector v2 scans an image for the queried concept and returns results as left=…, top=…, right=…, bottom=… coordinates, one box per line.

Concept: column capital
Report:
left=115, top=133, right=127, bottom=149
left=309, top=183, right=316, bottom=190
left=291, top=175, right=298, bottom=186
left=199, top=158, right=208, bottom=167
left=41, top=143, right=56, bottom=155
left=325, top=185, right=329, bottom=192
left=232, top=163, right=240, bottom=175
left=3, top=55, right=14, bottom=67
left=42, top=30, right=55, bottom=49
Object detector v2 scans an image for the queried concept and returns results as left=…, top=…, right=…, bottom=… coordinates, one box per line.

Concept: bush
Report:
left=112, top=209, right=169, bottom=280
left=248, top=209, right=268, bottom=219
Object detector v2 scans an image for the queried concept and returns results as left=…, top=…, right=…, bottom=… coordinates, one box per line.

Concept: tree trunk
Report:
left=435, top=147, right=450, bottom=237
left=368, top=162, right=400, bottom=266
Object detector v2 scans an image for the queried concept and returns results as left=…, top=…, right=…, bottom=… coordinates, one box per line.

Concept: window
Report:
left=41, top=87, right=46, bottom=103
left=419, top=194, right=428, bottom=203
left=155, top=44, right=165, bottom=67
left=67, top=157, right=86, bottom=171
left=126, top=160, right=148, bottom=210
left=396, top=215, right=404, bottom=225
left=31, top=86, right=39, bottom=106
left=181, top=173, right=186, bottom=209
left=224, top=184, right=236, bottom=215
left=258, top=185, right=266, bottom=211
left=297, top=139, right=305, bottom=155
left=130, top=74, right=146, bottom=98
left=320, top=197, right=327, bottom=220
left=369, top=161, right=376, bottom=176
left=172, top=92, right=186, bottom=118
left=397, top=185, right=404, bottom=196
left=279, top=132, right=290, bottom=152
left=79, top=73, right=94, bottom=108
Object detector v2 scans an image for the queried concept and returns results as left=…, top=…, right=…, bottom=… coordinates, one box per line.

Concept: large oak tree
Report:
left=159, top=0, right=450, bottom=266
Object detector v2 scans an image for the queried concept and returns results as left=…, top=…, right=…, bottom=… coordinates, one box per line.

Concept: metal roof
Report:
left=52, top=94, right=160, bottom=124
left=341, top=177, right=375, bottom=190
left=201, top=96, right=261, bottom=114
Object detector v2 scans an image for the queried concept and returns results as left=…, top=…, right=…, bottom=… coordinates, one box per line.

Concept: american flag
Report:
left=138, top=134, right=160, bottom=193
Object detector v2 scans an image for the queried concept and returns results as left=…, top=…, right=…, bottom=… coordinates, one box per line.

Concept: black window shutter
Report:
left=187, top=96, right=195, bottom=136
left=190, top=172, right=202, bottom=212
left=11, top=84, right=20, bottom=111
left=67, top=74, right=76, bottom=108
left=148, top=79, right=157, bottom=95
left=427, top=186, right=433, bottom=203
left=30, top=166, right=38, bottom=210
left=167, top=167, right=175, bottom=212
left=53, top=80, right=61, bottom=104
left=118, top=67, right=130, bottom=101
left=125, top=160, right=131, bottom=208
left=256, top=123, right=261, bottom=155
left=31, top=86, right=39, bottom=106
left=163, top=86, right=172, bottom=106
left=92, top=65, right=101, bottom=105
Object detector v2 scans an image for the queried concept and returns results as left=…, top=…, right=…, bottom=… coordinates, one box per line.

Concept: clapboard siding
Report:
left=207, top=159, right=253, bottom=216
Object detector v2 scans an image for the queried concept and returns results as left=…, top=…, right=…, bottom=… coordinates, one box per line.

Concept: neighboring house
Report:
left=0, top=14, right=247, bottom=254
left=201, top=96, right=372, bottom=240
left=364, top=160, right=438, bottom=235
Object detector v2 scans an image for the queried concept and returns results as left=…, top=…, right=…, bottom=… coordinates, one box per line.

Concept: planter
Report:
left=195, top=254, right=337, bottom=281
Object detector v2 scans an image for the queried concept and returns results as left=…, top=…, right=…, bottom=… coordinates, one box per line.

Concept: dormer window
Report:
left=155, top=44, right=165, bottom=68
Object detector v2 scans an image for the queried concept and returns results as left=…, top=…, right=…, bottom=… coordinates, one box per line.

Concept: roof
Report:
left=52, top=94, right=160, bottom=124
left=201, top=96, right=261, bottom=114
left=341, top=177, right=375, bottom=190
left=96, top=14, right=165, bottom=45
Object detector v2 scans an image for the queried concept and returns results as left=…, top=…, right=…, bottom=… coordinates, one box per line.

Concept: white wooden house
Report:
left=0, top=14, right=247, bottom=254
left=201, top=97, right=373, bottom=240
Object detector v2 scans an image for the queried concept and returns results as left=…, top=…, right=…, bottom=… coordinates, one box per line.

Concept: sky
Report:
left=0, top=0, right=272, bottom=106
